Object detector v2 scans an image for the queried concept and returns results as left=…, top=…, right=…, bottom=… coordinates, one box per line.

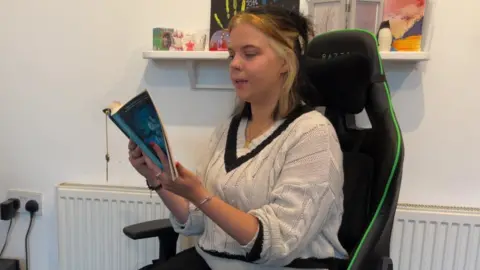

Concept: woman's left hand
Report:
left=143, top=143, right=209, bottom=203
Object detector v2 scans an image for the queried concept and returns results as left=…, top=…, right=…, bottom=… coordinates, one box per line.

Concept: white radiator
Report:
left=56, top=183, right=480, bottom=270
left=391, top=204, right=480, bottom=270
left=56, top=183, right=171, bottom=270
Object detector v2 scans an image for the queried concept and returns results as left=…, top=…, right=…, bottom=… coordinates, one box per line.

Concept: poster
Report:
left=381, top=0, right=425, bottom=51
left=209, top=0, right=300, bottom=51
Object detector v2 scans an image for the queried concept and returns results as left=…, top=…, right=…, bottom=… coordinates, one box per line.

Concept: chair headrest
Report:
left=302, top=53, right=371, bottom=114
left=301, top=30, right=383, bottom=114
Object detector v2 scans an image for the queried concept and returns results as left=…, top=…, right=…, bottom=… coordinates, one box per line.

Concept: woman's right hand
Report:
left=129, top=140, right=190, bottom=223
left=128, top=140, right=153, bottom=179
left=128, top=140, right=175, bottom=190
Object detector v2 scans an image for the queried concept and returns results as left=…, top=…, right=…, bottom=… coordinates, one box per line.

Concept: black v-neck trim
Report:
left=224, top=104, right=314, bottom=173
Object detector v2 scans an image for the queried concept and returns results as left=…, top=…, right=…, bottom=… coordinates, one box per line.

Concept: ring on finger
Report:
left=155, top=171, right=162, bottom=180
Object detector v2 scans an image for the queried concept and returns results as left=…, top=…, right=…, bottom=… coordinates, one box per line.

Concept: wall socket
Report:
left=7, top=189, right=43, bottom=216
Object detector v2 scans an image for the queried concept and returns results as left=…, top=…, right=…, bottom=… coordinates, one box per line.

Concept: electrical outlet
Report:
left=7, top=189, right=43, bottom=216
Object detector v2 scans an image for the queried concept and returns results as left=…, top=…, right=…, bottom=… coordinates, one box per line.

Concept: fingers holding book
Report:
left=129, top=145, right=143, bottom=160
left=128, top=140, right=137, bottom=151
left=150, top=142, right=172, bottom=175
left=143, top=142, right=174, bottom=184
left=143, top=142, right=208, bottom=203
left=128, top=140, right=153, bottom=181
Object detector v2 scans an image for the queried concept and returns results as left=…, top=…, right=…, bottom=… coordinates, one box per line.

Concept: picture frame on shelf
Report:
left=306, top=0, right=384, bottom=35
left=306, top=0, right=429, bottom=55
left=347, top=0, right=384, bottom=35
left=381, top=0, right=426, bottom=52
left=306, top=0, right=348, bottom=35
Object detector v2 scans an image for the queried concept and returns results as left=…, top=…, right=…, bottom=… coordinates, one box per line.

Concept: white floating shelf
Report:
left=143, top=51, right=231, bottom=90
left=143, top=50, right=429, bottom=61
left=380, top=51, right=429, bottom=61
left=143, top=51, right=229, bottom=60
left=143, top=50, right=429, bottom=89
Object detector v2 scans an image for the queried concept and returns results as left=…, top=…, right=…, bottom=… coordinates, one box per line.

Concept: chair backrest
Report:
left=302, top=29, right=405, bottom=269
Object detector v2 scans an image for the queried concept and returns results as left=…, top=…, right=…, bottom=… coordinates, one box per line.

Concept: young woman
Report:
left=128, top=5, right=348, bottom=270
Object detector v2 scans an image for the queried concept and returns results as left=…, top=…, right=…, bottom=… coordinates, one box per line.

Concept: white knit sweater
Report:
left=169, top=106, right=348, bottom=270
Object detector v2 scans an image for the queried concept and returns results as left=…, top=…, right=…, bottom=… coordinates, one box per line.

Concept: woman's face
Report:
left=228, top=23, right=287, bottom=105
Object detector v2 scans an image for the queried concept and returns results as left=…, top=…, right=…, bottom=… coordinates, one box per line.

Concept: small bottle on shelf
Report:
left=377, top=21, right=393, bottom=52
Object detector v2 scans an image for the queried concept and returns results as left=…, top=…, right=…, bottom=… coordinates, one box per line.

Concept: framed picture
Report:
left=348, top=0, right=383, bottom=34
left=381, top=0, right=426, bottom=51
left=307, top=0, right=384, bottom=36
left=209, top=0, right=300, bottom=51
left=307, top=0, right=348, bottom=35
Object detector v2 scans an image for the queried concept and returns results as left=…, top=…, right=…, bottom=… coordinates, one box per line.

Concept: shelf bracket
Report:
left=185, top=60, right=233, bottom=90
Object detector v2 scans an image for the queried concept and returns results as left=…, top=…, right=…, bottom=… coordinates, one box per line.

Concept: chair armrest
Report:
left=123, top=218, right=180, bottom=262
left=377, top=256, right=393, bottom=270
left=123, top=218, right=177, bottom=240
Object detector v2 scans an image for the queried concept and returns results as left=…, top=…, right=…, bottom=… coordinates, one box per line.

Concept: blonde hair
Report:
left=228, top=8, right=312, bottom=119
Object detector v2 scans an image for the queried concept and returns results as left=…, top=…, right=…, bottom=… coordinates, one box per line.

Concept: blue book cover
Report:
left=103, top=90, right=177, bottom=179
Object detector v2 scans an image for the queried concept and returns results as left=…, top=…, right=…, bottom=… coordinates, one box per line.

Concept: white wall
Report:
left=0, top=0, right=478, bottom=269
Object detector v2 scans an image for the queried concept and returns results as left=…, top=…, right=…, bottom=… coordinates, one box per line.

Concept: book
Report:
left=103, top=90, right=178, bottom=180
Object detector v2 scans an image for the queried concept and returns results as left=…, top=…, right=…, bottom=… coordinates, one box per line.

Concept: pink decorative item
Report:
left=182, top=30, right=208, bottom=51
left=209, top=29, right=229, bottom=51
left=170, top=30, right=184, bottom=51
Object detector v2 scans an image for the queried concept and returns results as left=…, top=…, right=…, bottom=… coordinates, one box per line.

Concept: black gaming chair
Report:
left=302, top=29, right=405, bottom=270
left=123, top=29, right=405, bottom=270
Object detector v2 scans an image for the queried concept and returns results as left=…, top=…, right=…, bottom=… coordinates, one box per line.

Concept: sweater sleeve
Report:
left=169, top=118, right=231, bottom=236
left=244, top=122, right=343, bottom=266
left=169, top=151, right=210, bottom=235
left=169, top=202, right=206, bottom=235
